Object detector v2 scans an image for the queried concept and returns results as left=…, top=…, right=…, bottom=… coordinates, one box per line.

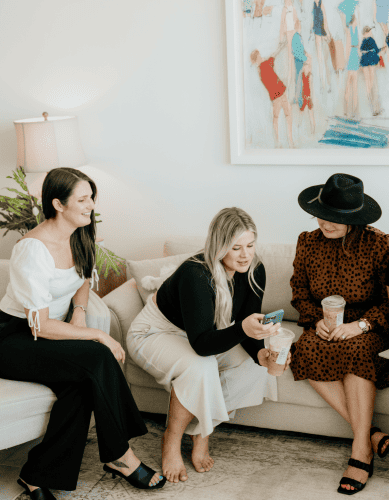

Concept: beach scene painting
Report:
left=226, top=0, right=389, bottom=164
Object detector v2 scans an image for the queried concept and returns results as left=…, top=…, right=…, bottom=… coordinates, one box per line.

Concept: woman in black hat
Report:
left=290, top=173, right=389, bottom=495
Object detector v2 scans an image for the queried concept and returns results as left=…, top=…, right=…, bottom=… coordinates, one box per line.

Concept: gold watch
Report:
left=358, top=318, right=369, bottom=333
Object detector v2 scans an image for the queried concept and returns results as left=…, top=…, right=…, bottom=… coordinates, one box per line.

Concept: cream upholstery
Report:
left=2, top=238, right=389, bottom=451
left=105, top=237, right=389, bottom=439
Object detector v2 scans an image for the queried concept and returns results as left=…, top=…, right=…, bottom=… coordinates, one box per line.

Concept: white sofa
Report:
left=1, top=237, right=389, bottom=451
left=103, top=237, right=389, bottom=439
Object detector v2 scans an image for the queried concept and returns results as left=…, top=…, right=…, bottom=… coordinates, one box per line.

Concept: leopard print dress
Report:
left=290, top=226, right=389, bottom=389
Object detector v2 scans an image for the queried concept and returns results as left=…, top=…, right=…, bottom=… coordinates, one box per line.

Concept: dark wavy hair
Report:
left=42, top=168, right=97, bottom=279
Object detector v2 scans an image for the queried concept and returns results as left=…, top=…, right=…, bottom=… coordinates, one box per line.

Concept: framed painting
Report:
left=226, top=0, right=389, bottom=165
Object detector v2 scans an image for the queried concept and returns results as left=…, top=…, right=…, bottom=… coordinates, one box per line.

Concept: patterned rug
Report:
left=15, top=413, right=389, bottom=500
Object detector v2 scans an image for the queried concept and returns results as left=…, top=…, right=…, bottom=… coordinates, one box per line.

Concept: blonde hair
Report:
left=192, top=207, right=262, bottom=329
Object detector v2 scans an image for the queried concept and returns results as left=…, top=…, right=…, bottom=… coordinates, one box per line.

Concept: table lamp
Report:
left=14, top=112, right=86, bottom=173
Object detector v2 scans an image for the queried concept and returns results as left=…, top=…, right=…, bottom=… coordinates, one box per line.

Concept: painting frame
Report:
left=225, top=0, right=389, bottom=166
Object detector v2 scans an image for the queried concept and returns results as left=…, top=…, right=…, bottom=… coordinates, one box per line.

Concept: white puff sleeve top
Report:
left=0, top=239, right=85, bottom=340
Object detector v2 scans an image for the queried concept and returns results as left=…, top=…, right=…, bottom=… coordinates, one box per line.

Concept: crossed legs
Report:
left=309, top=375, right=387, bottom=492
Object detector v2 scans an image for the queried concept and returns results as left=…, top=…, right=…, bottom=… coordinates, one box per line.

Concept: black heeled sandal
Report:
left=103, top=463, right=167, bottom=490
left=337, top=455, right=374, bottom=496
left=370, top=426, right=389, bottom=458
left=17, top=478, right=57, bottom=500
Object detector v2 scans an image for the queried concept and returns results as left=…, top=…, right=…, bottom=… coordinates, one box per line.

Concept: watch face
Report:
left=359, top=321, right=366, bottom=329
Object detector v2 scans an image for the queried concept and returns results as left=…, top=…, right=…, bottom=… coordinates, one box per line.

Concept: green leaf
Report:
left=15, top=167, right=28, bottom=191
left=6, top=169, right=27, bottom=193
left=95, top=245, right=126, bottom=278
left=5, top=187, right=30, bottom=198
left=7, top=206, right=22, bottom=216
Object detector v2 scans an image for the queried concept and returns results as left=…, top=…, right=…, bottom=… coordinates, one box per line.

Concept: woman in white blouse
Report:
left=0, top=168, right=166, bottom=499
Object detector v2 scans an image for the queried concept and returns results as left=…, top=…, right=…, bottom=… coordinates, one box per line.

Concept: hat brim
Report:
left=298, top=184, right=382, bottom=225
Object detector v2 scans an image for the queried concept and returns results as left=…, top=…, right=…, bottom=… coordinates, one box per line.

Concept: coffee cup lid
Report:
left=321, top=295, right=346, bottom=308
left=274, top=327, right=295, bottom=340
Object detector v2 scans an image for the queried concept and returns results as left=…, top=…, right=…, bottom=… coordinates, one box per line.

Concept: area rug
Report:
left=15, top=413, right=389, bottom=500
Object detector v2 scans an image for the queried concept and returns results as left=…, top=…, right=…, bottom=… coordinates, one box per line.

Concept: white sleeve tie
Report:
left=90, top=268, right=99, bottom=291
left=28, top=309, right=40, bottom=341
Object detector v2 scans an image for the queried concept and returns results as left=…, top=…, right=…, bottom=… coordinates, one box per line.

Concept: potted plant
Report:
left=0, top=167, right=126, bottom=281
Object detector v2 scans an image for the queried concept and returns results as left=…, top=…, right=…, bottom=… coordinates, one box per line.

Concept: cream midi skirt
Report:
left=127, top=294, right=277, bottom=437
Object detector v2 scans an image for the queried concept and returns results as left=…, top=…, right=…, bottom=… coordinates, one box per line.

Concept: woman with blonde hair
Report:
left=127, top=207, right=286, bottom=484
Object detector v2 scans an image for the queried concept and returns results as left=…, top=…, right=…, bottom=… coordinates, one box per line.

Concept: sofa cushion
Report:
left=127, top=252, right=195, bottom=304
left=0, top=260, right=10, bottom=300
left=258, top=244, right=298, bottom=322
left=126, top=359, right=164, bottom=390
left=274, top=320, right=335, bottom=408
left=0, top=379, right=56, bottom=429
left=103, top=278, right=144, bottom=344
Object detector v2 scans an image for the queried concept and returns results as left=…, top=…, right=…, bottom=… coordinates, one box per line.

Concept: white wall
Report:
left=1, top=0, right=388, bottom=260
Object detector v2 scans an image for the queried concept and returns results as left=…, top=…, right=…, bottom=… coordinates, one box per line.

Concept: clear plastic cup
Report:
left=266, top=327, right=295, bottom=376
left=321, top=295, right=346, bottom=333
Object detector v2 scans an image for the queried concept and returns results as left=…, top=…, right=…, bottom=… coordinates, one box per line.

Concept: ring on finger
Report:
left=316, top=331, right=319, bottom=335
left=341, top=335, right=346, bottom=340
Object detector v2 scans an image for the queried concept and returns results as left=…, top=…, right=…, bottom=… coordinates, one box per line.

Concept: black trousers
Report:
left=0, top=311, right=148, bottom=491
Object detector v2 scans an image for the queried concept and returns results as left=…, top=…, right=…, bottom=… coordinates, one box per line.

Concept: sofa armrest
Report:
left=102, top=278, right=144, bottom=345
left=108, top=309, right=123, bottom=345
left=0, top=260, right=10, bottom=301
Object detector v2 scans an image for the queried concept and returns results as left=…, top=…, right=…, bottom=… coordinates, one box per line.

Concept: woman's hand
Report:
left=315, top=319, right=330, bottom=340
left=328, top=321, right=362, bottom=342
left=99, top=333, right=126, bottom=363
left=69, top=308, right=87, bottom=328
left=242, top=313, right=280, bottom=340
left=257, top=348, right=292, bottom=371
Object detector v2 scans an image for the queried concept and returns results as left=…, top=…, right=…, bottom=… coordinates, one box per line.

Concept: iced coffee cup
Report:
left=266, top=328, right=295, bottom=376
left=321, top=295, right=346, bottom=333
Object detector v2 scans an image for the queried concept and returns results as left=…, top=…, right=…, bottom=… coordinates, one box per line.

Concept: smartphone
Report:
left=261, top=309, right=284, bottom=325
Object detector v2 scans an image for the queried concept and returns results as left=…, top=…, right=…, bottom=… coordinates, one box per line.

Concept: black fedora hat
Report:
left=298, top=173, right=381, bottom=225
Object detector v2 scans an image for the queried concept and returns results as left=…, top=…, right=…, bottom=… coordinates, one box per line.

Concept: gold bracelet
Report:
left=73, top=304, right=87, bottom=313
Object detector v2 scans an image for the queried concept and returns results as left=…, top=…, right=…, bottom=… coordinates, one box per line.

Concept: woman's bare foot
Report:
left=19, top=478, right=39, bottom=492
left=190, top=434, right=214, bottom=473
left=340, top=448, right=373, bottom=492
left=162, top=429, right=188, bottom=483
left=107, top=448, right=162, bottom=487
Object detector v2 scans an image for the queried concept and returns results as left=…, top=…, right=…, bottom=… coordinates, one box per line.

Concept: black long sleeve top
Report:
left=156, top=254, right=266, bottom=363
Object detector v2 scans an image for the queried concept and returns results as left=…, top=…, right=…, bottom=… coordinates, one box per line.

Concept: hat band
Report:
left=308, top=188, right=364, bottom=214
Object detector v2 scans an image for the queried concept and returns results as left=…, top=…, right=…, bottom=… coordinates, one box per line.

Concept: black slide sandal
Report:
left=17, top=478, right=57, bottom=500
left=103, top=463, right=167, bottom=490
left=337, top=456, right=374, bottom=496
left=370, top=426, right=389, bottom=459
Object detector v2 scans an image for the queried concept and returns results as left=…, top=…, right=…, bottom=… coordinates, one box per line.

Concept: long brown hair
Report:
left=42, top=168, right=97, bottom=278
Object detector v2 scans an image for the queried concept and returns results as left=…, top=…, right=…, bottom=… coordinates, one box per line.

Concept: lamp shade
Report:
left=14, top=115, right=87, bottom=173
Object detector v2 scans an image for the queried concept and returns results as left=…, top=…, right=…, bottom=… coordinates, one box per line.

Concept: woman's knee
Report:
left=83, top=341, right=120, bottom=373
left=184, top=353, right=218, bottom=378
